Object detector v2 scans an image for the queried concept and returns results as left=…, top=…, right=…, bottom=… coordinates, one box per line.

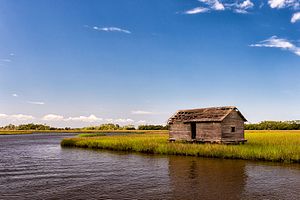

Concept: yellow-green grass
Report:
left=61, top=130, right=300, bottom=163
left=77, top=133, right=106, bottom=137
left=0, top=130, right=167, bottom=135
left=0, top=130, right=34, bottom=135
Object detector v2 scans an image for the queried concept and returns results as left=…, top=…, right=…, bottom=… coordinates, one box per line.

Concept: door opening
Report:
left=191, top=123, right=196, bottom=139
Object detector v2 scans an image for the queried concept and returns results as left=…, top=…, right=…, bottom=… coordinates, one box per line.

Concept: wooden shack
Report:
left=168, top=106, right=247, bottom=144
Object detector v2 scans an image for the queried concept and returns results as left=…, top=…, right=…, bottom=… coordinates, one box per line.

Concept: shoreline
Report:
left=61, top=131, right=300, bottom=163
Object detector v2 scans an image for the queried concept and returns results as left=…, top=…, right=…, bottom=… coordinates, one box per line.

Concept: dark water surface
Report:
left=0, top=133, right=299, bottom=200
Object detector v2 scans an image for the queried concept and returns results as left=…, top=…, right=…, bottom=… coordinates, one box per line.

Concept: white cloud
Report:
left=268, top=0, right=285, bottom=8
left=0, top=114, right=8, bottom=118
left=291, top=12, right=300, bottom=23
left=114, top=118, right=134, bottom=123
left=186, top=0, right=254, bottom=14
left=0, top=113, right=150, bottom=126
left=93, top=26, right=131, bottom=34
left=66, top=114, right=103, bottom=122
left=42, top=114, right=64, bottom=121
left=12, top=93, right=18, bottom=97
left=185, top=7, right=209, bottom=14
left=104, top=118, right=135, bottom=123
left=137, top=120, right=146, bottom=124
left=105, top=118, right=114, bottom=123
left=213, top=0, right=225, bottom=10
left=250, top=36, right=300, bottom=56
left=234, top=9, right=248, bottom=13
left=10, top=114, right=35, bottom=120
left=268, top=0, right=300, bottom=9
left=234, top=0, right=254, bottom=13
left=27, top=101, right=45, bottom=105
left=131, top=110, right=154, bottom=115
left=0, top=113, right=35, bottom=121
left=199, top=0, right=225, bottom=10
left=239, top=0, right=254, bottom=9
left=9, top=53, right=15, bottom=56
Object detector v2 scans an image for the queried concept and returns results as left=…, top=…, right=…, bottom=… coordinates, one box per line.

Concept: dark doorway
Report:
left=191, top=123, right=196, bottom=139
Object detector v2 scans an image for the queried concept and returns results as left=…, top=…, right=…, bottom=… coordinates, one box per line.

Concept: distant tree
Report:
left=138, top=125, right=168, bottom=130
left=122, top=125, right=136, bottom=130
left=2, top=124, right=16, bottom=130
left=13, top=123, right=52, bottom=130
left=245, top=121, right=300, bottom=130
left=83, top=124, right=122, bottom=130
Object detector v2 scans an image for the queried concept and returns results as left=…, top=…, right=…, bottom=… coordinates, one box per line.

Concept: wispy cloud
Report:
left=27, top=101, right=45, bottom=105
left=250, top=36, right=300, bottom=56
left=65, top=114, right=103, bottom=122
left=0, top=113, right=35, bottom=121
left=93, top=26, right=131, bottom=34
left=42, top=114, right=64, bottom=121
left=200, top=0, right=225, bottom=10
left=268, top=0, right=300, bottom=9
left=137, top=120, right=146, bottom=124
left=185, top=0, right=254, bottom=15
left=104, top=118, right=133, bottom=123
left=234, top=0, right=254, bottom=13
left=184, top=7, right=209, bottom=14
left=1, top=112, right=147, bottom=125
left=41, top=114, right=136, bottom=124
left=12, top=93, right=18, bottom=97
left=291, top=12, right=300, bottom=23
left=0, top=59, right=11, bottom=62
left=42, top=114, right=103, bottom=122
left=131, top=110, right=154, bottom=115
left=114, top=118, right=134, bottom=123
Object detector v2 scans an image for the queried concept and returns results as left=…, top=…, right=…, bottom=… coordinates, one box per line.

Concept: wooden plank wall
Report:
left=196, top=122, right=222, bottom=141
left=221, top=111, right=244, bottom=140
left=169, top=122, right=191, bottom=140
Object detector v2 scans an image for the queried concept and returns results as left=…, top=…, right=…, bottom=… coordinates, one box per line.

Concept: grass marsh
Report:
left=61, top=130, right=300, bottom=163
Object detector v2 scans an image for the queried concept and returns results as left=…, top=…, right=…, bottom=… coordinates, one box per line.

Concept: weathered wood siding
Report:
left=169, top=122, right=191, bottom=140
left=196, top=122, right=222, bottom=141
left=221, top=110, right=244, bottom=141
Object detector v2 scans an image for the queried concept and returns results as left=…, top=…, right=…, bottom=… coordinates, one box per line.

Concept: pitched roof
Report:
left=167, top=106, right=247, bottom=124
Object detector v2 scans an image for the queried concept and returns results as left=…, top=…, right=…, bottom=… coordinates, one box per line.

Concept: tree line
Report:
left=3, top=121, right=300, bottom=131
left=75, top=124, right=168, bottom=130
left=0, top=123, right=57, bottom=130
left=245, top=120, right=300, bottom=130
left=0, top=123, right=168, bottom=131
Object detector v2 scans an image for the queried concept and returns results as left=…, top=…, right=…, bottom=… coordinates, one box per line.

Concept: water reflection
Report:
left=242, top=163, right=300, bottom=199
left=168, top=157, right=247, bottom=200
left=167, top=156, right=300, bottom=200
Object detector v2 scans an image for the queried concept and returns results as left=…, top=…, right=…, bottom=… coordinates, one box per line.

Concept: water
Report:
left=0, top=133, right=299, bottom=200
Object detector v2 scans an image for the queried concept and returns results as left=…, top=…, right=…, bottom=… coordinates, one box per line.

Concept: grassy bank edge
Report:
left=60, top=132, right=300, bottom=163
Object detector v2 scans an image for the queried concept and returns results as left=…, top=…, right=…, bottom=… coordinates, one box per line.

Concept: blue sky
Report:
left=1, top=0, right=300, bottom=127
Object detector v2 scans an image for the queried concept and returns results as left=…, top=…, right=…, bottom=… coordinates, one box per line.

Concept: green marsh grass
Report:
left=0, top=130, right=34, bottom=135
left=61, top=130, right=300, bottom=163
left=77, top=133, right=106, bottom=137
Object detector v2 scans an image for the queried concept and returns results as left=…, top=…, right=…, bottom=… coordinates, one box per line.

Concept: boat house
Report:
left=168, top=106, right=247, bottom=144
